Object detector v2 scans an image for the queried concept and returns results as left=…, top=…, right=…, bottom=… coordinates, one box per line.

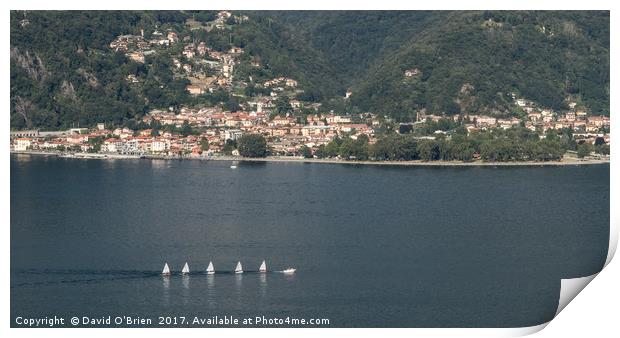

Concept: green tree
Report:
left=323, top=137, right=343, bottom=157
left=338, top=136, right=369, bottom=160
left=314, top=144, right=327, bottom=158
left=274, top=96, right=292, bottom=115
left=200, top=137, right=210, bottom=151
left=300, top=145, right=313, bottom=158
left=222, top=139, right=237, bottom=155
left=180, top=121, right=193, bottom=136
left=394, top=136, right=419, bottom=160
left=577, top=143, right=593, bottom=158
left=238, top=134, right=268, bottom=157
left=87, top=136, right=103, bottom=153
left=398, top=124, right=413, bottom=134
left=417, top=140, right=439, bottom=161
left=595, top=144, right=610, bottom=155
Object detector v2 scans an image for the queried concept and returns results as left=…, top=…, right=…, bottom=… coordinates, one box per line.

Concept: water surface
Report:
left=10, top=154, right=609, bottom=327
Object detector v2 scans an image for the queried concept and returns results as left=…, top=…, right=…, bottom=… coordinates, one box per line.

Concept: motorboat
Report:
left=281, top=268, right=296, bottom=274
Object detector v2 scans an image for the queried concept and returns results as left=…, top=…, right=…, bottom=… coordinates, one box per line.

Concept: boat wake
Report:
left=10, top=269, right=161, bottom=288
left=11, top=266, right=296, bottom=288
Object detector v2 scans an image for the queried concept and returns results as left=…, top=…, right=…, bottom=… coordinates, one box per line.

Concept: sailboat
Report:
left=162, top=262, right=171, bottom=276
left=181, top=262, right=190, bottom=275
left=259, top=260, right=267, bottom=273
left=235, top=261, right=243, bottom=274
left=206, top=261, right=215, bottom=275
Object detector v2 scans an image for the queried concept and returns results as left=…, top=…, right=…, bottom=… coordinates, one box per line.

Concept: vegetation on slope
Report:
left=10, top=10, right=610, bottom=130
left=348, top=11, right=610, bottom=120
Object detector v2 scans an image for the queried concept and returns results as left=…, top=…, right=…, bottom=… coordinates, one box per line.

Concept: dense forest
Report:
left=256, top=11, right=443, bottom=86
left=10, top=10, right=609, bottom=130
left=10, top=11, right=180, bottom=129
left=10, top=11, right=337, bottom=130
left=262, top=11, right=609, bottom=120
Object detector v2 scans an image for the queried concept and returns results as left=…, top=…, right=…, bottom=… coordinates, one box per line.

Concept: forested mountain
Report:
left=10, top=10, right=609, bottom=130
left=356, top=11, right=609, bottom=119
left=10, top=10, right=336, bottom=129
left=262, top=11, right=609, bottom=120
left=255, top=11, right=443, bottom=86
left=10, top=11, right=185, bottom=129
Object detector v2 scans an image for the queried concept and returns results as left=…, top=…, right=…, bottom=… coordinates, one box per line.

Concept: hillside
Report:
left=254, top=11, right=444, bottom=87
left=10, top=10, right=610, bottom=130
left=263, top=11, right=609, bottom=120
left=10, top=10, right=337, bottom=130
left=348, top=11, right=610, bottom=120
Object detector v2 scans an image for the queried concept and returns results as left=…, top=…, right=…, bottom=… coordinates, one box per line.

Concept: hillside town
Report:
left=9, top=11, right=611, bottom=161
left=108, top=11, right=256, bottom=95
left=10, top=101, right=611, bottom=160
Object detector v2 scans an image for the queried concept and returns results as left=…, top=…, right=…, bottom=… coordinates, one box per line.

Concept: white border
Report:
left=3, top=1, right=617, bottom=337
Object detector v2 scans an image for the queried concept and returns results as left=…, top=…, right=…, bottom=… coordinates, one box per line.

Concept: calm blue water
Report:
left=10, top=154, right=609, bottom=327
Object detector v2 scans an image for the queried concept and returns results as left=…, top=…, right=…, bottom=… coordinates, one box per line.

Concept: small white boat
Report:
left=235, top=261, right=243, bottom=274
left=259, top=260, right=267, bottom=273
left=282, top=268, right=296, bottom=274
left=162, top=262, right=171, bottom=276
left=206, top=261, right=215, bottom=275
left=230, top=165, right=237, bottom=169
left=181, top=262, right=190, bottom=275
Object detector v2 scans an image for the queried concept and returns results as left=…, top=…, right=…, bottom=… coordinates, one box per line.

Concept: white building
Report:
left=151, top=139, right=170, bottom=153
left=326, top=115, right=352, bottom=124
left=102, top=139, right=119, bottom=153
left=13, top=138, right=32, bottom=151
left=223, top=129, right=243, bottom=141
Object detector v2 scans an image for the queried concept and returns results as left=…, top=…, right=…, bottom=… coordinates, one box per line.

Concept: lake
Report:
left=10, top=154, right=609, bottom=327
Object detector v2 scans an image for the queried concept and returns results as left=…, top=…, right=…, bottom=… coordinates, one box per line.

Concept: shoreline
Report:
left=10, top=150, right=610, bottom=167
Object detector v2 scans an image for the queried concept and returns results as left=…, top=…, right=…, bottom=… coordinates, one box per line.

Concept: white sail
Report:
left=162, top=263, right=171, bottom=275
left=182, top=262, right=190, bottom=274
left=235, top=261, right=243, bottom=273
left=206, top=261, right=215, bottom=274
left=259, top=260, right=267, bottom=272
